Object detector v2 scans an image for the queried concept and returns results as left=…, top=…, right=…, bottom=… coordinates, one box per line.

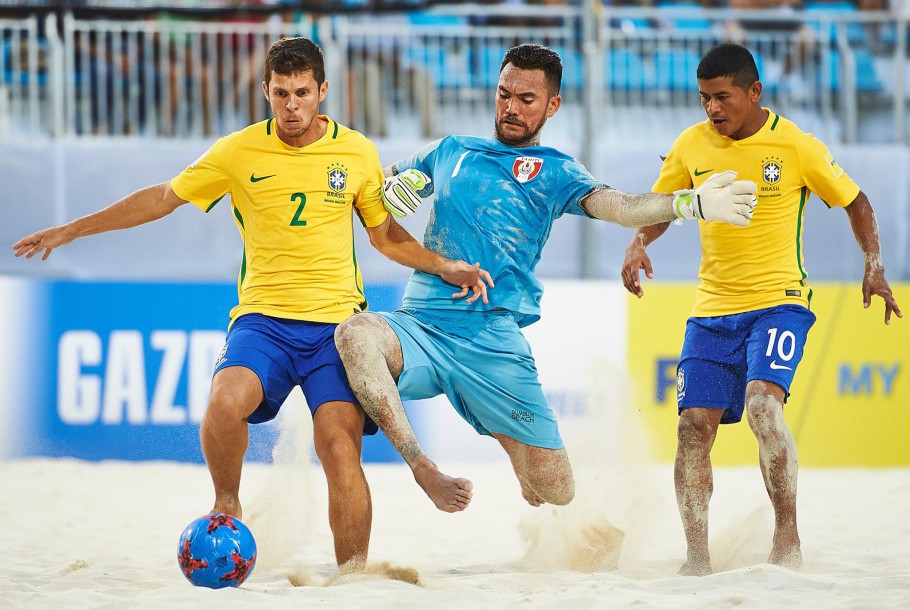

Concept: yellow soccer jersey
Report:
left=171, top=116, right=389, bottom=324
left=653, top=109, right=860, bottom=317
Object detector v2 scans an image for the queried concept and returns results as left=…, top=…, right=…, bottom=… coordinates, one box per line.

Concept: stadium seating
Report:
left=803, top=1, right=868, bottom=45
left=656, top=0, right=713, bottom=32
left=817, top=48, right=883, bottom=93
left=653, top=48, right=702, bottom=91
left=605, top=48, right=651, bottom=91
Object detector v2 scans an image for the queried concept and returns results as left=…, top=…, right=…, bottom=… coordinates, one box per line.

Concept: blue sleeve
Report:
left=395, top=138, right=443, bottom=178
left=558, top=158, right=606, bottom=218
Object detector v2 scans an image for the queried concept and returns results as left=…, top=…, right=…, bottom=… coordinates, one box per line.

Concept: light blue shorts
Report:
left=375, top=308, right=563, bottom=449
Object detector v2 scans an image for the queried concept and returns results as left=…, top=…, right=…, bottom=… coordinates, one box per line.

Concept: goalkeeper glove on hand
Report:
left=382, top=169, right=432, bottom=218
left=673, top=170, right=757, bottom=228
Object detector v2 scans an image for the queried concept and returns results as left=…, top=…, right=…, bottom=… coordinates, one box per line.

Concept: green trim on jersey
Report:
left=239, top=247, right=247, bottom=289
left=233, top=204, right=248, bottom=288
left=266, top=118, right=273, bottom=135
left=331, top=120, right=339, bottom=139
left=796, top=186, right=808, bottom=280
left=352, top=239, right=367, bottom=311
left=204, top=195, right=225, bottom=213
left=232, top=205, right=245, bottom=229
left=770, top=114, right=780, bottom=131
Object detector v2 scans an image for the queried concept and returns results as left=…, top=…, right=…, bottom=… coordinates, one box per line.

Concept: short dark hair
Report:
left=264, top=37, right=325, bottom=84
left=500, top=43, right=563, bottom=95
left=697, top=43, right=760, bottom=90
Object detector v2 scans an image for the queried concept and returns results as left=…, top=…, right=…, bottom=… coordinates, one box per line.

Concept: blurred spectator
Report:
left=469, top=0, right=570, bottom=27
left=856, top=0, right=887, bottom=48
left=725, top=0, right=814, bottom=95
left=153, top=0, right=268, bottom=136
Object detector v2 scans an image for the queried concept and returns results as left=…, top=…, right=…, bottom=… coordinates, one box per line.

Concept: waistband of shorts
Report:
left=399, top=307, right=515, bottom=326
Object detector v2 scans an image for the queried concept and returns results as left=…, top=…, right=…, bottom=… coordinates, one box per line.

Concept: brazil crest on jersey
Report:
left=171, top=117, right=388, bottom=324
left=394, top=135, right=604, bottom=327
left=653, top=109, right=860, bottom=317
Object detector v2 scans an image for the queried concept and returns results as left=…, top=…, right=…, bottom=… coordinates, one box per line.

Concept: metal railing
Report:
left=0, top=6, right=905, bottom=143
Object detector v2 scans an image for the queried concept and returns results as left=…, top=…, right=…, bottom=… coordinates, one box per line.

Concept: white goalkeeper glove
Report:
left=382, top=169, right=433, bottom=218
left=672, top=170, right=757, bottom=227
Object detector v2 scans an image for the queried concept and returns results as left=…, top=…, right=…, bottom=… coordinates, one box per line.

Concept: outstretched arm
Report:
left=581, top=188, right=678, bottom=227
left=579, top=171, right=756, bottom=228
left=844, top=191, right=902, bottom=324
left=584, top=171, right=755, bottom=298
left=13, top=181, right=188, bottom=261
left=365, top=216, right=494, bottom=304
left=620, top=222, right=672, bottom=298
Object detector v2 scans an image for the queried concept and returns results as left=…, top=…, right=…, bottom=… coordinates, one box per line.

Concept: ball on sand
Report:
left=177, top=513, right=257, bottom=589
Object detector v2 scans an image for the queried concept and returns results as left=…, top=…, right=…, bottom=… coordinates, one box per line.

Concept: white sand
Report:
left=3, top=373, right=909, bottom=608
left=2, top=454, right=909, bottom=609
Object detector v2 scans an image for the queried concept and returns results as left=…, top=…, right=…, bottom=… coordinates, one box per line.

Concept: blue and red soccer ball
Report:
left=177, top=513, right=257, bottom=589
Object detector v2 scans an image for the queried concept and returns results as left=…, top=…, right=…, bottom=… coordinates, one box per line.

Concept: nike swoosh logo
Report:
left=693, top=168, right=714, bottom=177
left=250, top=173, right=276, bottom=183
left=770, top=361, right=793, bottom=370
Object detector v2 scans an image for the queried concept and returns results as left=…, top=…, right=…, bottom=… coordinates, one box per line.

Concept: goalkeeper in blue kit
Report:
left=335, top=44, right=758, bottom=513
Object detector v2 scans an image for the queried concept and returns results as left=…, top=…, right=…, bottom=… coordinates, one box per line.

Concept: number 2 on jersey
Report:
left=290, top=192, right=307, bottom=226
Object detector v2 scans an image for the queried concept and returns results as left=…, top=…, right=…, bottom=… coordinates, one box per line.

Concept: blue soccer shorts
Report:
left=676, top=304, right=817, bottom=424
left=375, top=308, right=564, bottom=449
left=214, top=313, right=377, bottom=434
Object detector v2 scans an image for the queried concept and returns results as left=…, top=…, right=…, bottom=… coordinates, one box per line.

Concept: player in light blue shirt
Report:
left=397, top=134, right=602, bottom=328
left=335, top=44, right=757, bottom=513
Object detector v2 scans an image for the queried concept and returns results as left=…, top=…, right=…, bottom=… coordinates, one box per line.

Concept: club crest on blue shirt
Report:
left=761, top=156, right=783, bottom=185
left=512, top=156, right=543, bottom=183
left=327, top=163, right=348, bottom=193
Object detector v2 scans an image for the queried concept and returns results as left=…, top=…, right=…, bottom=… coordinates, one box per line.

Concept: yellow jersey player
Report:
left=621, top=42, right=901, bottom=576
left=13, top=36, right=491, bottom=572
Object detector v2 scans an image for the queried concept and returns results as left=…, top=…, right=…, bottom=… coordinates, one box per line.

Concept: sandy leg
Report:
left=495, top=433, right=575, bottom=507
left=314, top=402, right=373, bottom=568
left=675, top=408, right=724, bottom=576
left=201, top=366, right=263, bottom=524
left=519, top=478, right=544, bottom=507
left=336, top=315, right=474, bottom=513
left=769, top=543, right=803, bottom=569
left=746, top=383, right=802, bottom=571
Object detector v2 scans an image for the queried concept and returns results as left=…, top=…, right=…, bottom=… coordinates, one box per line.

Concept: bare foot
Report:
left=678, top=547, right=712, bottom=576
left=412, top=456, right=473, bottom=512
left=769, top=544, right=802, bottom=569
left=678, top=558, right=712, bottom=576
left=212, top=498, right=242, bottom=520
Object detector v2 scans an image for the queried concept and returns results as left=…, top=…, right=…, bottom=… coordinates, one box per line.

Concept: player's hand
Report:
left=440, top=261, right=495, bottom=304
left=673, top=170, right=757, bottom=227
left=382, top=169, right=433, bottom=218
left=862, top=267, right=902, bottom=325
left=621, top=239, right=653, bottom=298
left=12, top=226, right=73, bottom=261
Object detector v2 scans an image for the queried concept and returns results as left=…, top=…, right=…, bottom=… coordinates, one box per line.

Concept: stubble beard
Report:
left=494, top=118, right=544, bottom=148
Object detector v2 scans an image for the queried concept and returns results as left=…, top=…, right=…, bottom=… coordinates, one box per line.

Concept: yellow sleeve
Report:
left=652, top=135, right=692, bottom=194
left=798, top=134, right=860, bottom=209
left=170, top=137, right=232, bottom=213
left=353, top=140, right=389, bottom=228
